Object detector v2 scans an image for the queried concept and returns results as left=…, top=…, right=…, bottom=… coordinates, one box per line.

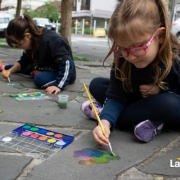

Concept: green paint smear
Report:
left=98, top=153, right=120, bottom=160
left=93, top=154, right=120, bottom=164
left=110, top=154, right=120, bottom=160
left=93, top=156, right=109, bottom=164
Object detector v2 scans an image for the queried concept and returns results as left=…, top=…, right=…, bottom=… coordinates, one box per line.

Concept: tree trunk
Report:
left=16, top=0, right=22, bottom=17
left=0, top=0, right=2, bottom=10
left=60, top=0, right=72, bottom=46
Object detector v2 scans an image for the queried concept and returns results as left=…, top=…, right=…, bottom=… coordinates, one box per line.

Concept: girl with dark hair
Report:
left=2, top=14, right=76, bottom=94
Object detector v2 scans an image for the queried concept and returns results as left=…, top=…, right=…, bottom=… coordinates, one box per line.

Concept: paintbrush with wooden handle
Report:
left=83, top=83, right=116, bottom=156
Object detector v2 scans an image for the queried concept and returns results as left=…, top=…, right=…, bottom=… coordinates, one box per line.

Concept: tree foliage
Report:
left=23, top=1, right=60, bottom=22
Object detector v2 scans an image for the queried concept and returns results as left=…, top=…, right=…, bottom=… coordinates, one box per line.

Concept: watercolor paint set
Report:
left=10, top=92, right=51, bottom=101
left=12, top=124, right=74, bottom=149
left=0, top=124, right=74, bottom=159
left=0, top=132, right=61, bottom=159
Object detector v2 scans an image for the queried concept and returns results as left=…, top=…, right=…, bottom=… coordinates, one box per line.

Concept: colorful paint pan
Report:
left=46, top=132, right=54, bottom=136
left=30, top=127, right=39, bottom=131
left=54, top=134, right=63, bottom=139
left=22, top=131, right=31, bottom=136
left=38, top=129, right=47, bottom=134
left=55, top=140, right=66, bottom=146
left=30, top=133, right=39, bottom=138
left=39, top=136, right=48, bottom=141
left=23, top=125, right=31, bottom=129
left=12, top=124, right=74, bottom=149
left=47, top=138, right=56, bottom=143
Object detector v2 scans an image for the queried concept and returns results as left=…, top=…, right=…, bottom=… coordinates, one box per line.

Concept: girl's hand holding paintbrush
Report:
left=1, top=68, right=10, bottom=80
left=93, top=119, right=111, bottom=146
left=1, top=62, right=21, bottom=81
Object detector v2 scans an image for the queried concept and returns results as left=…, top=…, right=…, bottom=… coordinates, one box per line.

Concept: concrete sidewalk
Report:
left=0, top=47, right=180, bottom=180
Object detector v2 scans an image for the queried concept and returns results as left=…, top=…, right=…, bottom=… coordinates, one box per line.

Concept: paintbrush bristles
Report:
left=108, top=142, right=116, bottom=157
left=7, top=77, right=10, bottom=83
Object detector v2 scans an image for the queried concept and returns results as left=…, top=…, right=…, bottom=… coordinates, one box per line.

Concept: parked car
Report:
left=171, top=18, right=180, bottom=40
left=0, top=13, right=12, bottom=37
left=33, top=18, right=56, bottom=31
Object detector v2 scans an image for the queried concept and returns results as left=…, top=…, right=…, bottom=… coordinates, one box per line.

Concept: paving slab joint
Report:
left=114, top=137, right=180, bottom=180
left=115, top=167, right=154, bottom=180
left=74, top=130, right=91, bottom=140
left=16, top=158, right=44, bottom=180
left=136, top=136, right=180, bottom=169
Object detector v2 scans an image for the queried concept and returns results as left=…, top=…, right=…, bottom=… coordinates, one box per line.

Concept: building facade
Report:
left=72, top=0, right=118, bottom=33
left=1, top=0, right=175, bottom=32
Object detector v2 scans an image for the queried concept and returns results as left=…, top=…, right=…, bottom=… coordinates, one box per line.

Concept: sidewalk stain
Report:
left=7, top=82, right=27, bottom=90
left=73, top=148, right=120, bottom=166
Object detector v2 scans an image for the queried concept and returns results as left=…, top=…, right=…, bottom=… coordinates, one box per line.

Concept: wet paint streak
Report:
left=74, top=148, right=120, bottom=166
left=7, top=82, right=26, bottom=90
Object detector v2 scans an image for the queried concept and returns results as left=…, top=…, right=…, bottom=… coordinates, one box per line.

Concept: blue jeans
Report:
left=34, top=71, right=56, bottom=88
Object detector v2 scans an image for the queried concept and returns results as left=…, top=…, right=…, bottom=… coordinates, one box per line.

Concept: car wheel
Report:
left=176, top=32, right=180, bottom=40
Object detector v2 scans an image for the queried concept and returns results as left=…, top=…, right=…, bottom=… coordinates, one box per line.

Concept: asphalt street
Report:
left=71, top=34, right=114, bottom=62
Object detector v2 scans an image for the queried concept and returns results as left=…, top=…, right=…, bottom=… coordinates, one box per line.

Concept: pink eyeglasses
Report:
left=113, top=29, right=158, bottom=58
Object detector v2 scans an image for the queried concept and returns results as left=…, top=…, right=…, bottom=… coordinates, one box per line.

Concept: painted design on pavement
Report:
left=73, top=148, right=120, bottom=166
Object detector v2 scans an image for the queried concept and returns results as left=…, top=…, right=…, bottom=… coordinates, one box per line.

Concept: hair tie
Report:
left=20, top=14, right=24, bottom=19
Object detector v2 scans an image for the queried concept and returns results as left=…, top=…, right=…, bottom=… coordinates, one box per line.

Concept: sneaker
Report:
left=80, top=100, right=103, bottom=120
left=134, top=120, right=164, bottom=143
left=30, top=70, right=41, bottom=78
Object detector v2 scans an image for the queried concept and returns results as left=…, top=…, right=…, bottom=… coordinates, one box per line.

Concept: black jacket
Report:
left=18, top=29, right=76, bottom=89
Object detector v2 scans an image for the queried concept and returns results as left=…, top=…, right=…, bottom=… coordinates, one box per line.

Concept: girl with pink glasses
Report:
left=81, top=0, right=180, bottom=145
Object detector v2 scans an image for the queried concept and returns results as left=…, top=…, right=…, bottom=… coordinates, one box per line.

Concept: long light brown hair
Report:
left=104, top=0, right=180, bottom=92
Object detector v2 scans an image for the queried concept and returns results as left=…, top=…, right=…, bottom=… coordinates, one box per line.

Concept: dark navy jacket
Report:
left=18, top=29, right=76, bottom=90
left=100, top=58, right=180, bottom=130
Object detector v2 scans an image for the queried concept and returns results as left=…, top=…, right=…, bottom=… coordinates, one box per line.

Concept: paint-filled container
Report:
left=58, top=94, right=69, bottom=109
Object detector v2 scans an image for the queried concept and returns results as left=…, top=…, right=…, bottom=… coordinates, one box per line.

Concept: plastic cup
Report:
left=58, top=94, right=69, bottom=109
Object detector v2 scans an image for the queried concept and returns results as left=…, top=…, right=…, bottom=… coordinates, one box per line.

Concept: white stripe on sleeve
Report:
left=58, top=60, right=70, bottom=88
